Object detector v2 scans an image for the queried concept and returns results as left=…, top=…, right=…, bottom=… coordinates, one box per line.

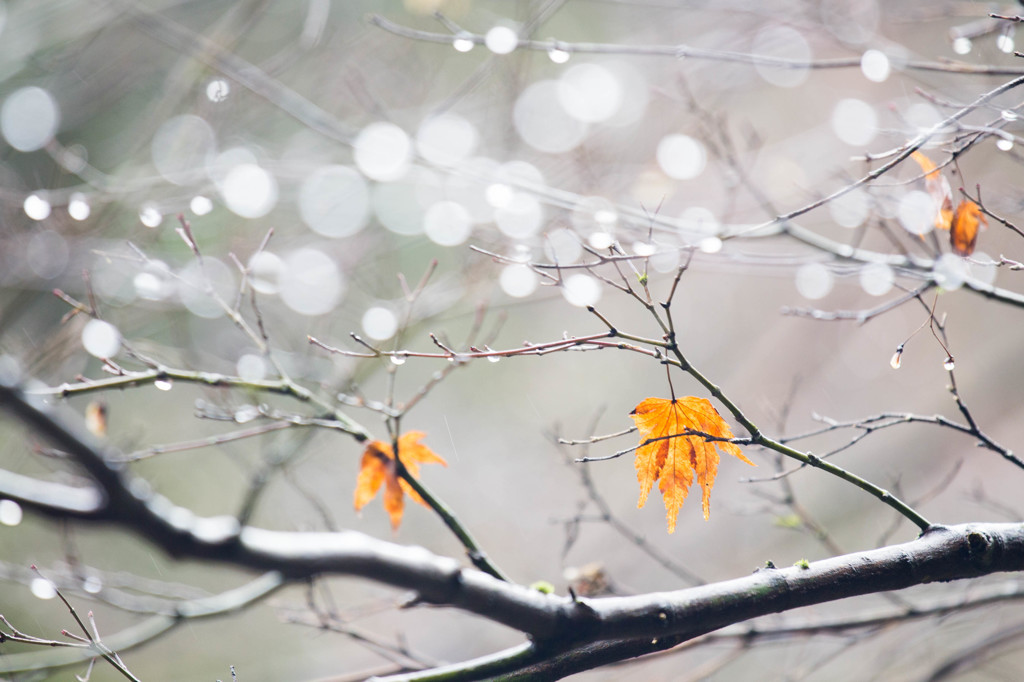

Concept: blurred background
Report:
left=2, top=0, right=1024, bottom=679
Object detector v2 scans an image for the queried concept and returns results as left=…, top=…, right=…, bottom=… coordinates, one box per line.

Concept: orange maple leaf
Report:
left=630, top=397, right=754, bottom=532
left=911, top=151, right=953, bottom=231
left=950, top=200, right=987, bottom=256
left=354, top=431, right=447, bottom=529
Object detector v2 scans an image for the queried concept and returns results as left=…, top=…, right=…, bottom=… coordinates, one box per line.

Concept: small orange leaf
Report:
left=630, top=397, right=754, bottom=533
left=84, top=400, right=107, bottom=437
left=950, top=200, right=987, bottom=256
left=911, top=151, right=953, bottom=231
left=353, top=431, right=447, bottom=529
left=910, top=151, right=940, bottom=182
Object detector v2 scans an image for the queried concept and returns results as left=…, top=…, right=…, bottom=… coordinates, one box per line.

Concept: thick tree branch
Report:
left=1, top=378, right=1023, bottom=678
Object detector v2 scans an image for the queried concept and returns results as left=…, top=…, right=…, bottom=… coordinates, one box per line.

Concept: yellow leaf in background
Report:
left=950, top=200, right=987, bottom=256
left=630, top=397, right=754, bottom=533
left=911, top=151, right=954, bottom=231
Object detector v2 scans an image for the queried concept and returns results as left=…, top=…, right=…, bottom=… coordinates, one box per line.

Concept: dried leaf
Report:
left=911, top=151, right=953, bottom=230
left=950, top=200, right=987, bottom=256
left=85, top=401, right=107, bottom=437
left=353, top=431, right=447, bottom=529
left=630, top=397, right=754, bottom=532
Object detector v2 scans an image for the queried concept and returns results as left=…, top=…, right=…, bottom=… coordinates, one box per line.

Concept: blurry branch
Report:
left=781, top=282, right=935, bottom=324
left=3, top=379, right=1024, bottom=680
left=961, top=184, right=1024, bottom=241
left=281, top=589, right=442, bottom=672
left=311, top=331, right=667, bottom=366
left=769, top=376, right=1023, bottom=475
left=368, top=14, right=1024, bottom=76
left=115, top=0, right=355, bottom=145
left=30, top=366, right=370, bottom=442
left=924, top=620, right=1024, bottom=681
left=0, top=572, right=283, bottom=676
left=554, top=422, right=706, bottom=586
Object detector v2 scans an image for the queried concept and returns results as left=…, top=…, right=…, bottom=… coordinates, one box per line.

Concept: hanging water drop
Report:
left=234, top=404, right=260, bottom=423
left=154, top=378, right=174, bottom=391
left=548, top=47, right=570, bottom=63
left=452, top=32, right=474, bottom=53
left=389, top=354, right=407, bottom=366
left=943, top=356, right=955, bottom=371
left=890, top=348, right=903, bottom=370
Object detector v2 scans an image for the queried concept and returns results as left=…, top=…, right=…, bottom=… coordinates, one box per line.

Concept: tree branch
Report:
left=1, top=379, right=1023, bottom=678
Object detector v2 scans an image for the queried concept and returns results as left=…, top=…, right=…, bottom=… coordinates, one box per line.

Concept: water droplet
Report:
left=220, top=163, right=278, bottom=218
left=897, top=190, right=937, bottom=236
left=943, top=357, right=955, bottom=371
left=30, top=577, right=56, bottom=600
left=494, top=192, right=544, bottom=239
left=563, top=273, right=601, bottom=307
left=795, top=263, right=834, bottom=300
left=190, top=195, right=213, bottom=215
left=860, top=49, right=890, bottom=82
left=354, top=122, right=411, bottom=182
left=82, top=319, right=122, bottom=359
left=23, top=193, right=51, bottom=220
left=234, top=404, right=260, bottom=423
left=416, top=114, right=479, bottom=167
left=860, top=262, right=895, bottom=296
left=0, top=499, right=23, bottom=526
left=657, top=134, right=706, bottom=180
left=279, top=248, right=344, bottom=316
left=82, top=575, right=103, bottom=594
left=831, top=98, right=877, bottom=146
left=68, top=192, right=91, bottom=221
left=588, top=231, right=614, bottom=249
left=424, top=200, right=472, bottom=246
left=699, top=237, right=723, bottom=254
left=154, top=378, right=173, bottom=391
left=633, top=242, right=656, bottom=257
left=933, top=253, right=968, bottom=291
left=952, top=36, right=972, bottom=55
left=486, top=183, right=514, bottom=208
left=248, top=251, right=284, bottom=295
left=548, top=46, right=570, bottom=63
left=1001, top=110, right=1019, bottom=122
left=152, top=114, right=215, bottom=184
left=139, top=203, right=162, bottom=228
left=997, top=137, right=1014, bottom=151
left=362, top=306, right=398, bottom=341
left=236, top=354, right=267, bottom=382
left=485, top=26, right=518, bottom=54
left=499, top=264, right=538, bottom=298
left=452, top=32, right=474, bottom=52
left=514, top=80, right=588, bottom=153
left=1, top=86, right=60, bottom=152
left=487, top=355, right=501, bottom=363
left=299, top=165, right=370, bottom=238
left=389, top=354, right=407, bottom=366
left=890, top=350, right=902, bottom=370
left=997, top=33, right=1015, bottom=54
left=206, top=79, right=230, bottom=102
left=558, top=63, right=623, bottom=123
